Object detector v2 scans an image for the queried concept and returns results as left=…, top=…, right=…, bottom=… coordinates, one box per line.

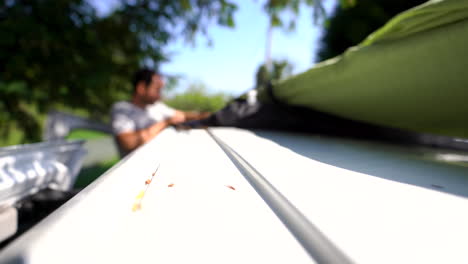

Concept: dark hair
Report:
left=132, top=68, right=158, bottom=92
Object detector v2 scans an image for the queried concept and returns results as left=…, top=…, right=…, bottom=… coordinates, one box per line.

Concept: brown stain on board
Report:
left=132, top=164, right=160, bottom=212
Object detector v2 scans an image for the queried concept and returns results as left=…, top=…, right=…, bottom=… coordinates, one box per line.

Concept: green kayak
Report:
left=261, top=0, right=468, bottom=138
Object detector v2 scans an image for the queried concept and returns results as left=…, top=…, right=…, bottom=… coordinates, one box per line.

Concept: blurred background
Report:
left=0, top=0, right=426, bottom=188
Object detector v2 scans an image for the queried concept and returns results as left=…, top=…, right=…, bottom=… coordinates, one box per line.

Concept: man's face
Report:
left=143, top=74, right=164, bottom=104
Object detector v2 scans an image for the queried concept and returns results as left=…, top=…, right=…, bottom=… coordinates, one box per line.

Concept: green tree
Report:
left=255, top=59, right=294, bottom=89
left=164, top=82, right=231, bottom=113
left=316, top=0, right=426, bottom=62
left=0, top=0, right=238, bottom=143
left=262, top=0, right=355, bottom=30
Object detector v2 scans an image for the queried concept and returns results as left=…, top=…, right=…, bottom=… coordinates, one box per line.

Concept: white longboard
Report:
left=1, top=128, right=468, bottom=264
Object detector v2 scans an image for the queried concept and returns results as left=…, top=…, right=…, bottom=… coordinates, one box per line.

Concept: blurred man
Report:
left=111, top=68, right=208, bottom=157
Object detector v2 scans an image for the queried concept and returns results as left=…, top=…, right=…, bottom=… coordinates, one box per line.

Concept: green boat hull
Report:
left=262, top=0, right=468, bottom=138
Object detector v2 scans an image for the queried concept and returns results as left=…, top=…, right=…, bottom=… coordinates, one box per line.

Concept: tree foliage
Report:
left=255, top=60, right=294, bottom=89
left=262, top=0, right=355, bottom=30
left=316, top=0, right=427, bottom=62
left=0, top=0, right=238, bottom=142
left=164, top=82, right=231, bottom=113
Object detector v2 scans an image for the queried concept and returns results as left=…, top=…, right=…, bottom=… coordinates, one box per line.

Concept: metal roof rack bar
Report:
left=206, top=129, right=354, bottom=264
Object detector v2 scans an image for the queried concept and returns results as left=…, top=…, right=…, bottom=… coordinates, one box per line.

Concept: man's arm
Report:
left=176, top=110, right=211, bottom=122
left=116, top=120, right=170, bottom=154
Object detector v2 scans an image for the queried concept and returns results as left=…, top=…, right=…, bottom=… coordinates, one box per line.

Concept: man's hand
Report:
left=181, top=111, right=211, bottom=121
left=198, top=112, right=211, bottom=119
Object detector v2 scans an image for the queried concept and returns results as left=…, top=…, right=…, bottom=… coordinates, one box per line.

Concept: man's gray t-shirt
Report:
left=110, top=101, right=176, bottom=155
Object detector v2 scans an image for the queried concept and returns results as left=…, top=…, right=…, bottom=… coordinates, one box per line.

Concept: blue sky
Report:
left=92, top=0, right=336, bottom=96
left=163, top=1, right=337, bottom=96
